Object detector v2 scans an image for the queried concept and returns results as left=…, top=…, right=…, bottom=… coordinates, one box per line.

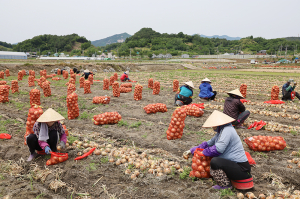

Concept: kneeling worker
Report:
left=120, top=71, right=130, bottom=82
left=282, top=79, right=300, bottom=101
left=174, top=81, right=194, bottom=106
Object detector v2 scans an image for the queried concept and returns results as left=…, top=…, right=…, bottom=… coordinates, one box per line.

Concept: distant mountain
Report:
left=285, top=37, right=300, bottom=41
left=92, top=33, right=131, bottom=47
left=194, top=34, right=241, bottom=40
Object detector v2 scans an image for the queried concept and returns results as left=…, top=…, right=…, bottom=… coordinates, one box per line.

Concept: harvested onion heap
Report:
left=57, top=69, right=61, bottom=75
left=148, top=78, right=153, bottom=89
left=271, top=85, right=279, bottom=100
left=173, top=79, right=179, bottom=92
left=30, top=88, right=41, bottom=107
left=22, top=70, right=26, bottom=77
left=70, top=74, right=76, bottom=83
left=5, top=69, right=10, bottom=77
left=120, top=87, right=132, bottom=93
left=17, top=71, right=23, bottom=81
left=166, top=108, right=187, bottom=140
left=28, top=75, right=35, bottom=87
left=63, top=70, right=68, bottom=79
left=29, top=70, right=35, bottom=78
left=245, top=135, right=286, bottom=151
left=67, top=83, right=76, bottom=96
left=11, top=80, right=19, bottom=93
left=114, top=73, right=118, bottom=81
left=84, top=80, right=91, bottom=94
left=42, top=81, right=51, bottom=97
left=0, top=71, right=4, bottom=79
left=153, top=81, right=160, bottom=95
left=190, top=149, right=212, bottom=179
left=182, top=105, right=204, bottom=117
left=40, top=69, right=47, bottom=78
left=240, top=84, right=247, bottom=98
left=93, top=112, right=122, bottom=125
left=79, top=77, right=85, bottom=88
left=24, top=105, right=43, bottom=144
left=112, top=82, right=120, bottom=97
left=120, top=83, right=132, bottom=88
left=134, top=84, right=143, bottom=100
left=66, top=92, right=79, bottom=120
left=92, top=96, right=111, bottom=104
left=38, top=76, right=46, bottom=88
left=65, top=78, right=75, bottom=86
left=0, top=81, right=6, bottom=85
left=109, top=76, right=115, bottom=86
left=88, top=74, right=93, bottom=85
left=144, top=103, right=167, bottom=114
left=103, top=78, right=109, bottom=90
left=70, top=69, right=74, bottom=75
left=0, top=85, right=10, bottom=103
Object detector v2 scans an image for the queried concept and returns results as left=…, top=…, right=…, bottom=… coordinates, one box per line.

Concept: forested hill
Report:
left=12, top=34, right=90, bottom=54
left=101, top=28, right=300, bottom=57
left=285, top=37, right=300, bottom=41
left=92, top=33, right=131, bottom=47
left=0, top=41, right=13, bottom=51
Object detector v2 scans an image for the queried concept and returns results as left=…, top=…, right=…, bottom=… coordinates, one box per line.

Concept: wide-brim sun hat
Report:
left=227, top=89, right=244, bottom=99
left=184, top=81, right=195, bottom=89
left=84, top=69, right=90, bottom=73
left=202, top=78, right=211, bottom=83
left=125, top=71, right=129, bottom=74
left=202, top=110, right=235, bottom=128
left=288, top=79, right=294, bottom=83
left=37, top=108, right=65, bottom=123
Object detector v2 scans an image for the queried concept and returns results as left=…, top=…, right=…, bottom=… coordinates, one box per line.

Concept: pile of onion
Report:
left=166, top=108, right=186, bottom=140
left=42, top=81, right=51, bottom=97
left=63, top=70, right=68, bottom=79
left=24, top=105, right=43, bottom=144
left=103, top=78, right=109, bottom=90
left=70, top=69, right=74, bottom=75
left=120, top=87, right=132, bottom=93
left=173, top=80, right=179, bottom=92
left=0, top=85, right=10, bottom=103
left=66, top=92, right=79, bottom=120
left=144, top=103, right=167, bottom=114
left=40, top=69, right=47, bottom=78
left=38, top=76, right=46, bottom=88
left=30, top=88, right=41, bottom=107
left=28, top=75, right=35, bottom=87
left=148, top=78, right=153, bottom=89
left=84, top=80, right=91, bottom=94
left=70, top=74, right=76, bottom=83
left=93, top=96, right=111, bottom=104
left=0, top=71, right=4, bottom=79
left=5, top=69, right=10, bottom=77
left=134, top=84, right=143, bottom=100
left=271, top=85, right=279, bottom=100
left=0, top=81, right=6, bottom=85
left=79, top=77, right=85, bottom=88
left=153, top=81, right=160, bottom=95
left=182, top=105, right=204, bottom=117
left=67, top=83, right=76, bottom=96
left=112, top=82, right=120, bottom=97
left=29, top=70, right=35, bottom=78
left=11, top=80, right=19, bottom=93
left=88, top=74, right=93, bottom=85
left=52, top=77, right=61, bottom=81
left=22, top=70, right=26, bottom=77
left=57, top=69, right=61, bottom=75
left=244, top=135, right=287, bottom=151
left=93, top=112, right=122, bottom=125
left=190, top=149, right=212, bottom=179
left=46, top=153, right=68, bottom=166
left=17, top=71, right=23, bottom=81
left=65, top=78, right=75, bottom=86
left=240, top=84, right=247, bottom=98
left=114, top=72, right=118, bottom=81
left=109, top=76, right=115, bottom=86
left=120, top=83, right=132, bottom=88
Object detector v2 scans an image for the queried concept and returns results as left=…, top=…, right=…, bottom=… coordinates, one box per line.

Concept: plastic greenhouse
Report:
left=0, top=51, right=27, bottom=59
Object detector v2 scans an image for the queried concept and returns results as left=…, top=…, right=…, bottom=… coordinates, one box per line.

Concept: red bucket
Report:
left=231, top=177, right=254, bottom=190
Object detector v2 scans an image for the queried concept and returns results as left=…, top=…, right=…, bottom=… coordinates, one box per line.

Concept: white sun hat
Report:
left=202, top=110, right=235, bottom=128
left=125, top=71, right=129, bottom=74
left=184, top=81, right=195, bottom=89
left=227, top=89, right=244, bottom=98
left=84, top=69, right=90, bottom=73
left=202, top=78, right=211, bottom=83
left=37, top=108, right=65, bottom=123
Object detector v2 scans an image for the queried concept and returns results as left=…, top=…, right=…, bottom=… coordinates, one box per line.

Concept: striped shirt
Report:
left=223, top=97, right=245, bottom=120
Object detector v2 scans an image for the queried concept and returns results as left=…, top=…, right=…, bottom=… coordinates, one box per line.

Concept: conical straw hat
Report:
left=227, top=89, right=244, bottom=98
left=184, top=81, right=195, bottom=89
left=37, top=108, right=65, bottom=123
left=202, top=110, right=235, bottom=128
left=84, top=69, right=89, bottom=73
left=202, top=78, right=211, bottom=82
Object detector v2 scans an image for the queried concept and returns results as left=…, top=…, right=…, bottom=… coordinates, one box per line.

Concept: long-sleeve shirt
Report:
left=82, top=72, right=92, bottom=79
left=33, top=121, right=66, bottom=149
left=282, top=83, right=295, bottom=96
left=207, top=123, right=248, bottom=163
left=223, top=97, right=245, bottom=120
left=120, top=73, right=129, bottom=81
left=179, top=85, right=193, bottom=98
left=198, top=82, right=214, bottom=98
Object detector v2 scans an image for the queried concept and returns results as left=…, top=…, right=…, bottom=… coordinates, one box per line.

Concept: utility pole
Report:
left=280, top=44, right=282, bottom=57
left=285, top=45, right=288, bottom=59
left=56, top=48, right=57, bottom=53
left=130, top=48, right=131, bottom=60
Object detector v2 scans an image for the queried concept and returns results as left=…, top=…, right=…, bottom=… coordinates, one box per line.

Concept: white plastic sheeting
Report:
left=0, top=51, right=27, bottom=59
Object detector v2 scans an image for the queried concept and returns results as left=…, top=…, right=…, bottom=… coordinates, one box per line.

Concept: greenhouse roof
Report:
left=0, top=51, right=27, bottom=56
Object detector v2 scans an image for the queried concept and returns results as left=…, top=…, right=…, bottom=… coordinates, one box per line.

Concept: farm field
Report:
left=1, top=65, right=300, bottom=199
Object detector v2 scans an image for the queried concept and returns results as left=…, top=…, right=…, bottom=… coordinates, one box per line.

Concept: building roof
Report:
left=0, top=51, right=27, bottom=56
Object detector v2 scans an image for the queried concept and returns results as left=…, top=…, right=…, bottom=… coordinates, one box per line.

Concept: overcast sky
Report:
left=1, top=0, right=300, bottom=44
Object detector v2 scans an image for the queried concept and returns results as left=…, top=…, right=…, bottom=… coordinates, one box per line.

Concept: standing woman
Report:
left=26, top=108, right=67, bottom=161
left=174, top=81, right=195, bottom=106
left=183, top=111, right=252, bottom=190
left=199, top=78, right=217, bottom=101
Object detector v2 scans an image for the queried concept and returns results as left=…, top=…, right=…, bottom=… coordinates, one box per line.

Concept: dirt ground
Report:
left=1, top=63, right=300, bottom=199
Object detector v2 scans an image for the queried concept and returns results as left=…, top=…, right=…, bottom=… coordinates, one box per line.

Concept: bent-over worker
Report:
left=282, top=79, right=300, bottom=101
left=199, top=78, right=217, bottom=101
left=120, top=71, right=130, bottom=82
left=174, top=81, right=194, bottom=106
left=82, top=69, right=93, bottom=80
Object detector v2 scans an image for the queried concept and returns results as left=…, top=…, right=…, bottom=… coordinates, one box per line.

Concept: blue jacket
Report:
left=199, top=82, right=214, bottom=98
left=207, top=123, right=248, bottom=163
left=179, top=85, right=193, bottom=97
left=282, top=83, right=295, bottom=95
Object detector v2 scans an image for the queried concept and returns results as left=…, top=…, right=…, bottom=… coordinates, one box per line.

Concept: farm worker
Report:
left=120, top=71, right=130, bottom=82
left=26, top=108, right=67, bottom=161
left=73, top=67, right=80, bottom=74
left=198, top=78, right=217, bottom=101
left=282, top=79, right=300, bottom=101
left=223, top=89, right=250, bottom=129
left=174, top=81, right=195, bottom=106
left=82, top=69, right=93, bottom=80
left=183, top=111, right=252, bottom=190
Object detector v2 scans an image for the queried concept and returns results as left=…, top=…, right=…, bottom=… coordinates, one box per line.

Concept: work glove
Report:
left=44, top=146, right=51, bottom=154
left=58, top=141, right=66, bottom=149
left=183, top=150, right=191, bottom=159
